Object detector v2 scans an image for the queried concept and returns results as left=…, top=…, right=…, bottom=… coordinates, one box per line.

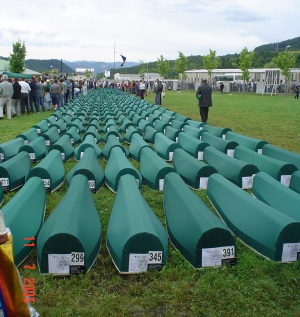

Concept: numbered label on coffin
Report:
left=0, top=178, right=9, bottom=188
left=88, top=180, right=95, bottom=190
left=29, top=153, right=36, bottom=161
left=128, top=251, right=164, bottom=273
left=281, top=243, right=300, bottom=262
left=202, top=246, right=236, bottom=267
left=69, top=252, right=86, bottom=275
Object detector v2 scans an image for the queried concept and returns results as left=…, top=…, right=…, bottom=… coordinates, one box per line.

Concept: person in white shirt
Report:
left=19, top=78, right=31, bottom=114
left=139, top=80, right=146, bottom=99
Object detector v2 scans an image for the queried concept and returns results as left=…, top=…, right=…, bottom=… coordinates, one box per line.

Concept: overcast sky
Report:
left=0, top=0, right=298, bottom=64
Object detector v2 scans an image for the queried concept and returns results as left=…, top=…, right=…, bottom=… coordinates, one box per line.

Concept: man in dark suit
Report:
left=196, top=78, right=212, bottom=123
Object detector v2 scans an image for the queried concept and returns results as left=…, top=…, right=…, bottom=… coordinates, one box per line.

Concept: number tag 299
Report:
left=70, top=252, right=85, bottom=265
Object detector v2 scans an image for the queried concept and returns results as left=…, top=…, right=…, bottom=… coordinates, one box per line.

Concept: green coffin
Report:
left=178, top=132, right=210, bottom=160
left=66, top=147, right=104, bottom=193
left=290, top=171, right=300, bottom=194
left=37, top=174, right=101, bottom=274
left=0, top=151, right=31, bottom=191
left=124, top=126, right=141, bottom=144
left=32, top=119, right=49, bottom=134
left=107, top=174, right=168, bottom=274
left=207, top=173, right=300, bottom=262
left=74, top=135, right=102, bottom=161
left=64, top=126, right=82, bottom=146
left=234, top=145, right=298, bottom=183
left=41, top=126, right=60, bottom=147
left=144, top=125, right=159, bottom=143
left=202, top=125, right=232, bottom=138
left=183, top=125, right=206, bottom=139
left=129, top=133, right=152, bottom=162
left=186, top=120, right=206, bottom=129
left=252, top=172, right=300, bottom=222
left=172, top=148, right=217, bottom=189
left=170, top=119, right=188, bottom=131
left=154, top=132, right=181, bottom=161
left=164, top=126, right=181, bottom=143
left=26, top=149, right=65, bottom=192
left=104, top=125, right=123, bottom=143
left=62, top=114, right=72, bottom=128
left=69, top=118, right=85, bottom=134
left=201, top=131, right=238, bottom=155
left=140, top=147, right=175, bottom=190
left=102, top=135, right=129, bottom=161
left=120, top=118, right=135, bottom=133
left=19, top=136, right=47, bottom=162
left=0, top=137, right=25, bottom=162
left=173, top=113, right=190, bottom=122
left=137, top=119, right=152, bottom=133
left=262, top=144, right=300, bottom=170
left=84, top=125, right=102, bottom=144
left=52, top=118, right=67, bottom=135
left=49, top=134, right=74, bottom=162
left=154, top=120, right=169, bottom=133
left=204, top=146, right=259, bottom=189
left=45, top=115, right=57, bottom=127
left=16, top=128, right=39, bottom=145
left=226, top=131, right=268, bottom=153
left=105, top=147, right=142, bottom=192
left=2, top=177, right=46, bottom=266
left=164, top=172, right=235, bottom=268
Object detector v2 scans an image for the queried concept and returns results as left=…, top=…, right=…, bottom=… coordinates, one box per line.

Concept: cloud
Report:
left=0, top=0, right=299, bottom=63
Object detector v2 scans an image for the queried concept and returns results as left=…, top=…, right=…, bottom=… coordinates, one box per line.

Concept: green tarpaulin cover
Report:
left=154, top=132, right=181, bottom=161
left=234, top=145, right=298, bottom=183
left=105, top=147, right=142, bottom=192
left=2, top=177, right=46, bottom=266
left=140, top=147, right=175, bottom=190
left=66, top=147, right=104, bottom=193
left=207, top=173, right=300, bottom=262
left=26, top=149, right=65, bottom=192
left=19, top=136, right=47, bottom=163
left=107, top=174, right=168, bottom=273
left=226, top=131, right=268, bottom=152
left=172, top=148, right=217, bottom=189
left=0, top=151, right=31, bottom=191
left=164, top=172, right=235, bottom=268
left=37, top=174, right=101, bottom=274
left=0, top=137, right=25, bottom=162
left=290, top=171, right=300, bottom=194
left=204, top=146, right=259, bottom=189
left=252, top=172, right=300, bottom=222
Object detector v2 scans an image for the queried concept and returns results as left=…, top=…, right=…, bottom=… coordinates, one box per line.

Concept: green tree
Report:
left=85, top=70, right=92, bottom=79
left=272, top=50, right=296, bottom=93
left=234, top=47, right=255, bottom=92
left=139, top=60, right=146, bottom=79
left=157, top=55, right=170, bottom=79
left=9, top=39, right=26, bottom=73
left=175, top=51, right=188, bottom=80
left=203, top=49, right=219, bottom=83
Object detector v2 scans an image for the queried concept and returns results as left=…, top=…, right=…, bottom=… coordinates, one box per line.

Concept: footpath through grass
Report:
left=1, top=91, right=300, bottom=317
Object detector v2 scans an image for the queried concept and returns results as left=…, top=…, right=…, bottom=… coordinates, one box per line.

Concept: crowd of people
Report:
left=0, top=74, right=170, bottom=119
left=0, top=74, right=89, bottom=119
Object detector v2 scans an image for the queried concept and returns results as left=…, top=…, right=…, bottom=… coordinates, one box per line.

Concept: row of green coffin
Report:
left=6, top=165, right=300, bottom=273
left=207, top=173, right=300, bottom=262
left=1, top=131, right=300, bottom=193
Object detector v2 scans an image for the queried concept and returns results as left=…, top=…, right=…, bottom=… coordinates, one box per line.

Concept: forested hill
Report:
left=3, top=36, right=299, bottom=76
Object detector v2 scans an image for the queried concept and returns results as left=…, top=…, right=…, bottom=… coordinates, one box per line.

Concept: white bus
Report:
left=214, top=73, right=243, bottom=89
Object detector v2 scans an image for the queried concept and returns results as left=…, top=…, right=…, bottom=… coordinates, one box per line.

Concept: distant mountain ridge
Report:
left=4, top=36, right=299, bottom=75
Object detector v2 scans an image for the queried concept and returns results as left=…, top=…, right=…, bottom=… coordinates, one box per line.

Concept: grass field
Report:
left=1, top=90, right=300, bottom=317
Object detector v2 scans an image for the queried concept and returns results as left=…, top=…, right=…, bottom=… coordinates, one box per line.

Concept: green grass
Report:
left=1, top=91, right=300, bottom=317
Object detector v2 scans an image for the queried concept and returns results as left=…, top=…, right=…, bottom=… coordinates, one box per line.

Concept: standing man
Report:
left=155, top=79, right=163, bottom=105
left=139, top=80, right=145, bottom=100
left=50, top=79, right=60, bottom=110
left=19, top=77, right=31, bottom=114
left=29, top=76, right=37, bottom=113
left=196, top=78, right=212, bottom=123
left=11, top=78, right=21, bottom=117
left=0, top=74, right=13, bottom=119
left=36, top=77, right=45, bottom=112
